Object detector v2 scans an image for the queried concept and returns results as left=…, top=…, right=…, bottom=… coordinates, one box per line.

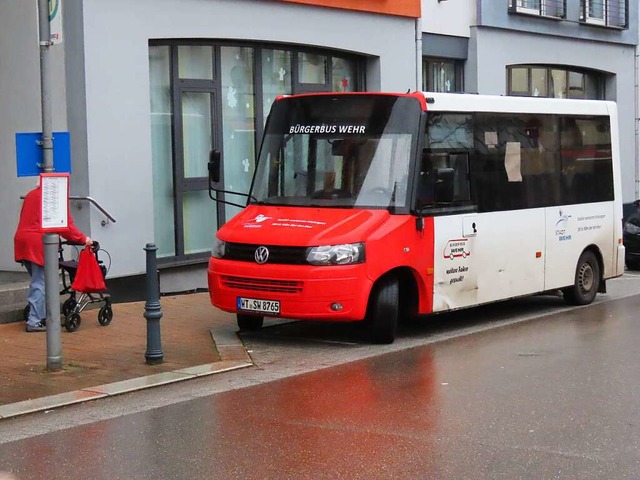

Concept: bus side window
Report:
left=417, top=152, right=471, bottom=208
left=416, top=152, right=436, bottom=207
left=448, top=153, right=470, bottom=202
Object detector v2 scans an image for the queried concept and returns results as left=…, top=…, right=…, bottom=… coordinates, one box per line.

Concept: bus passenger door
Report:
left=432, top=214, right=479, bottom=311
left=433, top=209, right=546, bottom=311
left=469, top=210, right=546, bottom=305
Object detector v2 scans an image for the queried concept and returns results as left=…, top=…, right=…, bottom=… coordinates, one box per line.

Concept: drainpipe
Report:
left=416, top=17, right=423, bottom=91
left=635, top=42, right=640, bottom=202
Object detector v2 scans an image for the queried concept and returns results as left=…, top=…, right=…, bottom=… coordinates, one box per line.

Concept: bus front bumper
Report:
left=207, top=258, right=372, bottom=322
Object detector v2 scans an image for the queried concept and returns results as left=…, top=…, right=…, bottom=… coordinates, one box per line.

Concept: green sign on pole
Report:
left=49, top=0, right=62, bottom=44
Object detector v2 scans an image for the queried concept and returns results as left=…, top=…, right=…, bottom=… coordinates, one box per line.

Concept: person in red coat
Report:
left=14, top=186, right=92, bottom=332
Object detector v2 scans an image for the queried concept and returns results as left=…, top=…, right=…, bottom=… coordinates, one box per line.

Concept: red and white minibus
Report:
left=208, top=92, right=624, bottom=343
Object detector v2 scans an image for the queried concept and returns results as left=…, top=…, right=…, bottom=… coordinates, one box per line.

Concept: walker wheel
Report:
left=65, top=312, right=81, bottom=332
left=62, top=297, right=77, bottom=316
left=98, top=306, right=113, bottom=326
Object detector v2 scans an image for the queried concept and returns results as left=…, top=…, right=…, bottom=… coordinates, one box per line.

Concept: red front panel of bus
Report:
left=207, top=206, right=435, bottom=321
left=209, top=261, right=372, bottom=321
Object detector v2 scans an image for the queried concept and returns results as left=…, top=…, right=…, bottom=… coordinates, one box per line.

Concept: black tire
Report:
left=98, top=306, right=113, bottom=326
left=65, top=312, right=81, bottom=332
left=564, top=250, right=600, bottom=306
left=62, top=297, right=77, bottom=316
left=237, top=314, right=264, bottom=331
left=23, top=304, right=30, bottom=322
left=366, top=276, right=399, bottom=344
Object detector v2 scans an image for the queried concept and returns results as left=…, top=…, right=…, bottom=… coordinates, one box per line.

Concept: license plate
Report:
left=237, top=297, right=280, bottom=315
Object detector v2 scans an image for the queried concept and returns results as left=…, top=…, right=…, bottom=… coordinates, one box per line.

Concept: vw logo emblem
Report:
left=255, top=246, right=269, bottom=264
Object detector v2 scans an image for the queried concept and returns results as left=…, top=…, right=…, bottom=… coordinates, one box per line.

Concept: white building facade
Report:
left=1, top=0, right=637, bottom=295
left=420, top=0, right=638, bottom=211
left=0, top=0, right=421, bottom=294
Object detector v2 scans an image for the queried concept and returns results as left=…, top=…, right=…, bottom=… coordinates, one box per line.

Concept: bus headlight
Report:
left=211, top=237, right=226, bottom=258
left=306, top=243, right=365, bottom=265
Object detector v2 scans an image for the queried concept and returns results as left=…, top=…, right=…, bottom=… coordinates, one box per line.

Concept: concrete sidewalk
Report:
left=0, top=293, right=252, bottom=419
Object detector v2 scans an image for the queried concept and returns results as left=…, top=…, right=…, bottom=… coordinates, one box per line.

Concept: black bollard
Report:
left=144, top=243, right=164, bottom=364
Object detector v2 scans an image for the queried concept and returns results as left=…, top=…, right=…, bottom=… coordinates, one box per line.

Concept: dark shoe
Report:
left=26, top=321, right=46, bottom=332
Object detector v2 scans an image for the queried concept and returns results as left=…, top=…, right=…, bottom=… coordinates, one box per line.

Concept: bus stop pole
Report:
left=38, top=0, right=62, bottom=371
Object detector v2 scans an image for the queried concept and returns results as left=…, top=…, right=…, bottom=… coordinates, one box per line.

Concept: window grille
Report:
left=580, top=0, right=628, bottom=28
left=508, top=0, right=566, bottom=18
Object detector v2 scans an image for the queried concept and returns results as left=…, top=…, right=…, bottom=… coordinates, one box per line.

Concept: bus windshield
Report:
left=250, top=95, right=422, bottom=209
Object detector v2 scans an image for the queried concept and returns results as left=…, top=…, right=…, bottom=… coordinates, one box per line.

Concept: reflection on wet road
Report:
left=1, top=295, right=640, bottom=478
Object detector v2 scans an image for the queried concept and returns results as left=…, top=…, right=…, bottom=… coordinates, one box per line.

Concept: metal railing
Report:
left=508, top=0, right=628, bottom=28
left=508, top=0, right=566, bottom=18
left=579, top=0, right=628, bottom=28
left=70, top=196, right=116, bottom=226
left=20, top=194, right=117, bottom=226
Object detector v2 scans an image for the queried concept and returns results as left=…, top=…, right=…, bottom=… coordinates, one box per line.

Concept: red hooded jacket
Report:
left=14, top=186, right=87, bottom=266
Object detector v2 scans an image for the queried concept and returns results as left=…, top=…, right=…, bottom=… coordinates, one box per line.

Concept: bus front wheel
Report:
left=366, top=276, right=399, bottom=344
left=564, top=250, right=600, bottom=306
left=237, top=314, right=264, bottom=331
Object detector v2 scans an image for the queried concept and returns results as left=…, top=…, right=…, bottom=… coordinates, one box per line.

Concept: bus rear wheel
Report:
left=237, top=314, right=264, bottom=331
left=564, top=250, right=600, bottom=306
left=366, top=276, right=399, bottom=344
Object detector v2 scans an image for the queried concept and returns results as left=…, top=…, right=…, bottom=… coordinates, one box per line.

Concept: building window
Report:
left=423, top=58, right=463, bottom=93
left=149, top=46, right=175, bottom=258
left=148, top=42, right=363, bottom=263
left=580, top=0, right=628, bottom=28
left=508, top=0, right=566, bottom=19
left=507, top=66, right=604, bottom=99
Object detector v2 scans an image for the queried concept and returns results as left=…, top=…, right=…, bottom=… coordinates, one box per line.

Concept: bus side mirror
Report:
left=208, top=150, right=221, bottom=184
left=435, top=168, right=454, bottom=203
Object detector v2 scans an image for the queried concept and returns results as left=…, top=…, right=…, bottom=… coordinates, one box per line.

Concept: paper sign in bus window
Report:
left=504, top=142, right=523, bottom=182
left=484, top=131, right=498, bottom=148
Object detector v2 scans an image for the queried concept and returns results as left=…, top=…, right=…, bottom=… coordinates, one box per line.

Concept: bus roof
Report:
left=420, top=91, right=616, bottom=116
left=275, top=91, right=428, bottom=111
left=274, top=91, right=616, bottom=117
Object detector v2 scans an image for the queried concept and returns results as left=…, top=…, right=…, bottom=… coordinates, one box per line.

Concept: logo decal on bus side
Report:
left=555, top=210, right=573, bottom=241
left=443, top=239, right=470, bottom=260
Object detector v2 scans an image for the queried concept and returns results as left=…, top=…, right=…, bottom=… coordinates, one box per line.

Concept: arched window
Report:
left=507, top=65, right=604, bottom=99
left=148, top=42, right=364, bottom=262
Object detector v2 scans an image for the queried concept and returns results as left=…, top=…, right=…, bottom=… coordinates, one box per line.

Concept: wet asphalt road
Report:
left=1, top=292, right=640, bottom=479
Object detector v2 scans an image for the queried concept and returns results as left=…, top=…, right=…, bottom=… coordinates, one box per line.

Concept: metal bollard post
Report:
left=144, top=243, right=164, bottom=365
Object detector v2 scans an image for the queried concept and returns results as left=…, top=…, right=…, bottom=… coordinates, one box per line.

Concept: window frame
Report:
left=508, top=0, right=566, bottom=19
left=422, top=57, right=464, bottom=93
left=507, top=65, right=604, bottom=100
left=580, top=0, right=628, bottom=28
left=421, top=111, right=614, bottom=215
left=516, top=0, right=543, bottom=16
left=148, top=40, right=365, bottom=267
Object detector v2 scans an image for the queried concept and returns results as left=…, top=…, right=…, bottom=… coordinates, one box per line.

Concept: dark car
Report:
left=624, top=200, right=640, bottom=270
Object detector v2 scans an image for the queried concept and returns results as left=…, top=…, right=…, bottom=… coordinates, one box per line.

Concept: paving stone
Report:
left=0, top=293, right=252, bottom=418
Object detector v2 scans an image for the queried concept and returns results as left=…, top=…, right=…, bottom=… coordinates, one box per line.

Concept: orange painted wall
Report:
left=279, top=0, right=420, bottom=18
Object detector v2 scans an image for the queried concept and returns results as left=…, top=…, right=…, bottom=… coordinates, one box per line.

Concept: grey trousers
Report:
left=24, top=261, right=46, bottom=326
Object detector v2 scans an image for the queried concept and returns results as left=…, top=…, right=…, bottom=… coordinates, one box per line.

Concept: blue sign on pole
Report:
left=15, top=131, right=71, bottom=177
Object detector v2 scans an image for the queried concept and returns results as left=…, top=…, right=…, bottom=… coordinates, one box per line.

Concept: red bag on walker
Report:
left=71, top=247, right=106, bottom=293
